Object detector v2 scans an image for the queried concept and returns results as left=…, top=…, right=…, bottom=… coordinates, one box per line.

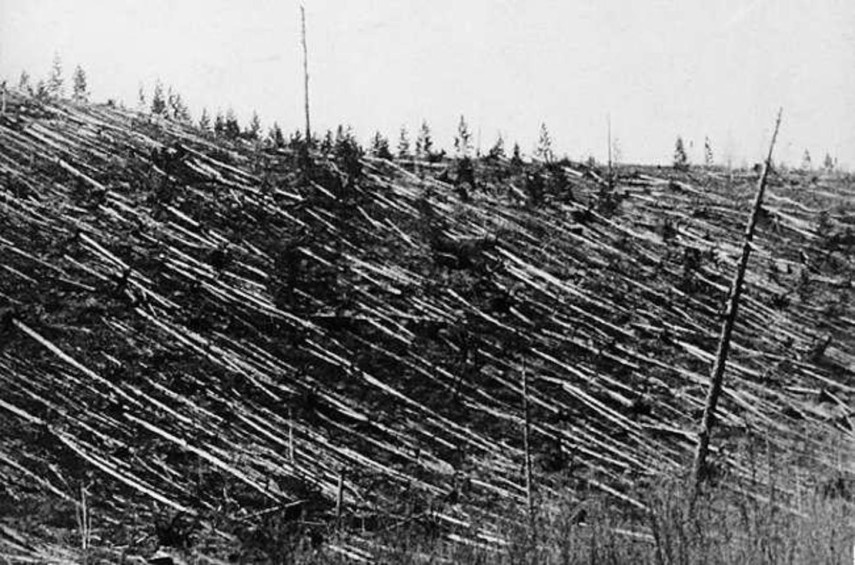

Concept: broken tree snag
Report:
left=692, top=108, right=783, bottom=494
left=301, top=5, right=311, bottom=145
left=336, top=469, right=344, bottom=529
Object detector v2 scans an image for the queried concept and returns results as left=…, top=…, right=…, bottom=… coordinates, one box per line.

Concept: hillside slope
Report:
left=1, top=92, right=854, bottom=561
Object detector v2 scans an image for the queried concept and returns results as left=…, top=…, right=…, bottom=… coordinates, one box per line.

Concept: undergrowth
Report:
left=363, top=475, right=854, bottom=565
left=189, top=464, right=854, bottom=564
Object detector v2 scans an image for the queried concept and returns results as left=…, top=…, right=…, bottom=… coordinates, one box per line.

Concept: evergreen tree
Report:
left=823, top=152, right=834, bottom=171
left=179, top=95, right=189, bottom=120
left=334, top=125, right=347, bottom=147
left=535, top=123, right=553, bottom=163
left=397, top=127, right=411, bottom=159
left=487, top=134, right=506, bottom=160
left=34, top=80, right=49, bottom=100
left=18, top=70, right=30, bottom=93
left=47, top=53, right=64, bottom=97
left=454, top=115, right=472, bottom=158
left=137, top=84, right=146, bottom=111
left=370, top=131, right=393, bottom=160
left=213, top=112, right=225, bottom=137
left=71, top=65, right=87, bottom=101
left=511, top=142, right=523, bottom=166
left=703, top=136, right=714, bottom=167
left=198, top=109, right=211, bottom=132
left=320, top=130, right=334, bottom=154
left=416, top=120, right=434, bottom=159
left=335, top=128, right=364, bottom=182
left=224, top=109, right=241, bottom=139
left=288, top=129, right=304, bottom=150
left=151, top=81, right=166, bottom=115
left=801, top=150, right=812, bottom=171
left=245, top=111, right=262, bottom=141
left=673, top=136, right=689, bottom=170
left=171, top=91, right=191, bottom=122
left=268, top=122, right=285, bottom=148
left=333, top=125, right=356, bottom=150
left=165, top=87, right=187, bottom=120
left=165, top=87, right=175, bottom=118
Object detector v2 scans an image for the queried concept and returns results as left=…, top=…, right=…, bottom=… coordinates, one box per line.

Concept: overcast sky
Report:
left=1, top=0, right=853, bottom=167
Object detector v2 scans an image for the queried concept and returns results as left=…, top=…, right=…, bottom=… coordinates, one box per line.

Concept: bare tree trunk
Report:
left=336, top=469, right=344, bottom=529
left=300, top=6, right=311, bottom=145
left=522, top=359, right=534, bottom=525
left=607, top=113, right=612, bottom=172
left=288, top=407, right=295, bottom=463
left=607, top=113, right=614, bottom=190
left=692, top=109, right=783, bottom=494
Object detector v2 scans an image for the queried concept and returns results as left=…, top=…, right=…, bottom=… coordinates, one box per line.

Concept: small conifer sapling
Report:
left=397, top=127, right=411, bottom=159
left=151, top=82, right=166, bottom=115
left=47, top=53, right=64, bottom=97
left=198, top=109, right=211, bottom=132
left=245, top=112, right=262, bottom=141
left=535, top=123, right=554, bottom=163
left=673, top=136, right=689, bottom=171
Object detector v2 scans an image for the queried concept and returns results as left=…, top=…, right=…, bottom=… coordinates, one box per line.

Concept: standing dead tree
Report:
left=300, top=5, right=311, bottom=146
left=692, top=108, right=783, bottom=495
left=607, top=114, right=613, bottom=174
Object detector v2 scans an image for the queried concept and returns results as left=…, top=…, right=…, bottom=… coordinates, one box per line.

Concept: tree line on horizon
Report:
left=14, top=53, right=89, bottom=103
left=5, top=55, right=843, bottom=173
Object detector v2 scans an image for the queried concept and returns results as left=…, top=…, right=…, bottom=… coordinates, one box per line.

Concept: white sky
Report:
left=1, top=0, right=853, bottom=167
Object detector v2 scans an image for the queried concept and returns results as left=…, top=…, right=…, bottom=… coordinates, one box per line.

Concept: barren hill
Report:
left=1, top=91, right=854, bottom=562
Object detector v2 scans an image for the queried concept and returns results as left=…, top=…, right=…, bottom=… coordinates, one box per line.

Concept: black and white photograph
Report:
left=0, top=1, right=854, bottom=562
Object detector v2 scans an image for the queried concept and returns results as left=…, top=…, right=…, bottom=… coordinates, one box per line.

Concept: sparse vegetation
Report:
left=367, top=475, right=855, bottom=565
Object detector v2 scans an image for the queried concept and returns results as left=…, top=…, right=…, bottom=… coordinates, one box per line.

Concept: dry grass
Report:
left=355, top=475, right=855, bottom=565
